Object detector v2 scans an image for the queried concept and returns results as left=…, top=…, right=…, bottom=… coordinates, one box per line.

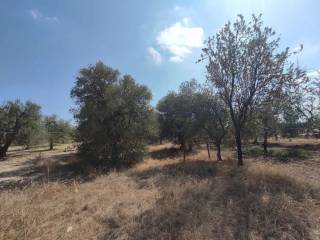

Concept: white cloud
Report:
left=147, top=47, right=162, bottom=64
left=156, top=18, right=204, bottom=63
left=28, top=9, right=59, bottom=23
left=307, top=70, right=320, bottom=79
left=169, top=56, right=183, bottom=63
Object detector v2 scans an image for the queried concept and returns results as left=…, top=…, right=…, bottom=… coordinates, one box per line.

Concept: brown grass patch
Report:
left=0, top=141, right=320, bottom=239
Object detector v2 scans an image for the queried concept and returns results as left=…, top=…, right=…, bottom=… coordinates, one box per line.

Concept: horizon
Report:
left=1, top=0, right=320, bottom=121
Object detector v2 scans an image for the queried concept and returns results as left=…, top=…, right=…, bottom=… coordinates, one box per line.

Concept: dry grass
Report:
left=0, top=140, right=320, bottom=239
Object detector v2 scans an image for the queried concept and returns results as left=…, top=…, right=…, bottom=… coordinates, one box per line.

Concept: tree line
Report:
left=1, top=14, right=319, bottom=166
left=0, top=100, right=74, bottom=158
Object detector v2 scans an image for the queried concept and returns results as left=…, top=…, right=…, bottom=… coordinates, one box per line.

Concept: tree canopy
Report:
left=199, top=14, right=306, bottom=165
left=71, top=61, right=153, bottom=166
left=0, top=100, right=41, bottom=158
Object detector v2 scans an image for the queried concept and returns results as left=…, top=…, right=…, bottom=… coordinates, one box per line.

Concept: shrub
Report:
left=270, top=148, right=309, bottom=161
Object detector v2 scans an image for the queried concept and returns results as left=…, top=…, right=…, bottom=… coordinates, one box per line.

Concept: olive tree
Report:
left=71, top=61, right=152, bottom=166
left=44, top=115, right=73, bottom=150
left=199, top=14, right=305, bottom=165
left=193, top=88, right=229, bottom=161
left=12, top=102, right=42, bottom=149
left=157, top=80, right=199, bottom=161
left=0, top=100, right=41, bottom=158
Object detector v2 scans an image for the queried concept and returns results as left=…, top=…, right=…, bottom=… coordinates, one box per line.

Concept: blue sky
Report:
left=1, top=0, right=319, bottom=121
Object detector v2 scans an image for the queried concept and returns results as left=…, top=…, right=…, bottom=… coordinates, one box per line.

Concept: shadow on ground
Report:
left=130, top=160, right=221, bottom=189
left=149, top=146, right=199, bottom=160
left=0, top=152, right=95, bottom=191
left=244, top=143, right=320, bottom=163
left=268, top=142, right=320, bottom=152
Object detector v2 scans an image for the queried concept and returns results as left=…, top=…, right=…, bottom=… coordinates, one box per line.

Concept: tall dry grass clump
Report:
left=0, top=173, right=158, bottom=240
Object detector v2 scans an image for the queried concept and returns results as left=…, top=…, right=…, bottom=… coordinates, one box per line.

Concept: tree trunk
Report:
left=306, top=123, right=311, bottom=138
left=183, top=143, right=186, bottom=162
left=0, top=147, right=6, bottom=159
left=253, top=137, right=258, bottom=145
left=159, top=136, right=162, bottom=145
left=216, top=142, right=222, bottom=161
left=0, top=140, right=13, bottom=159
left=235, top=130, right=243, bottom=166
left=49, top=140, right=53, bottom=150
left=187, top=142, right=193, bottom=152
left=206, top=142, right=211, bottom=160
left=263, top=129, right=268, bottom=155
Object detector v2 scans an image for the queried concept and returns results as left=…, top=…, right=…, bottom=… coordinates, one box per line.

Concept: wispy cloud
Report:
left=147, top=47, right=162, bottom=64
left=28, top=9, right=59, bottom=23
left=156, top=18, right=204, bottom=63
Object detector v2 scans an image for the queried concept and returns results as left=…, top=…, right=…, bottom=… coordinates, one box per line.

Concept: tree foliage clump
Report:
left=157, top=80, right=199, bottom=161
left=157, top=79, right=230, bottom=161
left=193, top=88, right=230, bottom=161
left=71, top=61, right=152, bottom=166
left=44, top=115, right=74, bottom=150
left=0, top=100, right=41, bottom=158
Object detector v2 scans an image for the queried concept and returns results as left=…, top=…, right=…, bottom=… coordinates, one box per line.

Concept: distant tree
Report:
left=71, top=61, right=152, bottom=166
left=292, top=75, right=320, bottom=137
left=157, top=80, right=199, bottom=161
left=146, top=109, right=161, bottom=144
left=259, top=101, right=281, bottom=154
left=199, top=14, right=305, bottom=165
left=0, top=100, right=41, bottom=158
left=243, top=113, right=263, bottom=144
left=44, top=115, right=73, bottom=150
left=193, top=88, right=229, bottom=161
left=280, top=103, right=301, bottom=138
left=15, top=102, right=42, bottom=149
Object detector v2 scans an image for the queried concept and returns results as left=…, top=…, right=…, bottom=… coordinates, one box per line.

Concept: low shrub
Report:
left=270, top=148, right=309, bottom=161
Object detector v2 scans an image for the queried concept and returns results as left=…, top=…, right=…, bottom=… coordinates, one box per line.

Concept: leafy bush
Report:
left=270, top=148, right=309, bottom=161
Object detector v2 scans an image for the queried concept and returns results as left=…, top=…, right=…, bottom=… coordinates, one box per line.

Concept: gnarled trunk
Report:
left=0, top=141, right=11, bottom=159
left=0, top=147, right=7, bottom=159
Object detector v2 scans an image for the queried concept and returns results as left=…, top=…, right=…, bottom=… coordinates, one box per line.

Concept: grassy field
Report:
left=0, top=139, right=320, bottom=240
